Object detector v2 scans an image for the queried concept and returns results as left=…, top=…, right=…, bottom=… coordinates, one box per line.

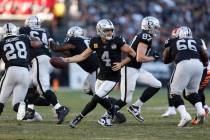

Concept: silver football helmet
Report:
left=171, top=27, right=180, bottom=38
left=178, top=26, right=192, bottom=38
left=2, top=23, right=18, bottom=38
left=141, top=16, right=160, bottom=36
left=96, top=19, right=114, bottom=40
left=0, top=27, right=3, bottom=40
left=25, top=15, right=41, bottom=28
left=66, top=26, right=85, bottom=37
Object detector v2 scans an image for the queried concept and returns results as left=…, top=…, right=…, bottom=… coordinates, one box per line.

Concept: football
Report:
left=50, top=57, right=67, bottom=69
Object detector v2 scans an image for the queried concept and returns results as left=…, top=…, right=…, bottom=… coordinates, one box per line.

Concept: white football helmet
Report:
left=141, top=16, right=160, bottom=36
left=66, top=26, right=85, bottom=37
left=178, top=26, right=192, bottom=38
left=25, top=15, right=41, bottom=28
left=96, top=19, right=114, bottom=40
left=2, top=23, right=18, bottom=38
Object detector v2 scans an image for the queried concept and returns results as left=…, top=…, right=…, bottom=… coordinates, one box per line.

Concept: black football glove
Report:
left=152, top=51, right=160, bottom=61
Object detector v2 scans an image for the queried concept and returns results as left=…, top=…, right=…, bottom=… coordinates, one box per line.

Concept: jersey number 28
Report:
left=3, top=41, right=27, bottom=61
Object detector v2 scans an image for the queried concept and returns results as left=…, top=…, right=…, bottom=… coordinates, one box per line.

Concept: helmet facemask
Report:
left=2, top=23, right=18, bottom=38
left=178, top=26, right=192, bottom=39
left=141, top=16, right=160, bottom=36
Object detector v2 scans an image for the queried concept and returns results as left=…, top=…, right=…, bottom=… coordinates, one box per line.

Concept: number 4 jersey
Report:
left=165, top=37, right=204, bottom=64
left=89, top=36, right=126, bottom=82
left=0, top=35, right=31, bottom=68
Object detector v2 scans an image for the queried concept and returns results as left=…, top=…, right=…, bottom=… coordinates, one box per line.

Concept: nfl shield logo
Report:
left=111, top=44, right=117, bottom=49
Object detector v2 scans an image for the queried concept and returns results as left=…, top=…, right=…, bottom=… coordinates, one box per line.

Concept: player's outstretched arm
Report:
left=63, top=47, right=93, bottom=63
left=49, top=40, right=75, bottom=52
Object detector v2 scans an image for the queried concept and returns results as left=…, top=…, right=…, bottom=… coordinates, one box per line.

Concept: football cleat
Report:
left=69, top=115, right=83, bottom=128
left=127, top=105, right=144, bottom=122
left=161, top=107, right=176, bottom=117
left=177, top=112, right=192, bottom=127
left=56, top=106, right=69, bottom=124
left=98, top=116, right=112, bottom=127
left=23, top=108, right=35, bottom=120
left=192, top=110, right=206, bottom=125
left=25, top=112, right=43, bottom=122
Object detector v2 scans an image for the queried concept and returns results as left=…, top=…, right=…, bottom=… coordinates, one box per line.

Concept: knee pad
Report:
left=0, top=103, right=4, bottom=114
left=13, top=103, right=20, bottom=112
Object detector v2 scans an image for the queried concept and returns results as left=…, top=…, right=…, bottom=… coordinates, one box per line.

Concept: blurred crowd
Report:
left=67, top=0, right=210, bottom=49
left=0, top=0, right=56, bottom=15
left=0, top=0, right=209, bottom=49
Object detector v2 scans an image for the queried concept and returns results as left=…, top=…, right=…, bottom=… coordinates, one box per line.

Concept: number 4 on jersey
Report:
left=101, top=51, right=111, bottom=66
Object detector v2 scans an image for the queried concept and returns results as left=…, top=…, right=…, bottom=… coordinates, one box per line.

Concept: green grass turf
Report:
left=0, top=88, right=210, bottom=140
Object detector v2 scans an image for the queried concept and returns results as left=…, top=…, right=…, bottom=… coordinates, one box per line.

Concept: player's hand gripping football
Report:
left=50, top=57, right=67, bottom=69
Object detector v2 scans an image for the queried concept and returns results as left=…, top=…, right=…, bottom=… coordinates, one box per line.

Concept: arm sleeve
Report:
left=89, top=38, right=95, bottom=51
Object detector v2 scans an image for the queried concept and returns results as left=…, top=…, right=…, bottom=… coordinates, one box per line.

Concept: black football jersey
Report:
left=168, top=38, right=203, bottom=64
left=89, top=36, right=126, bottom=81
left=64, top=36, right=99, bottom=73
left=127, top=30, right=153, bottom=69
left=19, top=26, right=51, bottom=60
left=0, top=35, right=31, bottom=68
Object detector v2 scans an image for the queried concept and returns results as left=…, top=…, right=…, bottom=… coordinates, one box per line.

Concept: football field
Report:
left=0, top=88, right=210, bottom=140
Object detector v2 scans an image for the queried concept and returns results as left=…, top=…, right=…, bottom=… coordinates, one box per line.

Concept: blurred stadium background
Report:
left=0, top=0, right=209, bottom=89
left=0, top=1, right=210, bottom=140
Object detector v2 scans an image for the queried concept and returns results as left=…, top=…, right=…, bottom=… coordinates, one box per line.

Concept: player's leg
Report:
left=129, top=69, right=162, bottom=121
left=34, top=55, right=69, bottom=124
left=11, top=67, right=30, bottom=120
left=119, top=67, right=138, bottom=109
left=162, top=84, right=176, bottom=117
left=170, top=61, right=199, bottom=127
left=185, top=60, right=205, bottom=125
left=0, top=68, right=14, bottom=115
left=70, top=80, right=117, bottom=128
left=198, top=68, right=210, bottom=114
left=83, top=71, right=96, bottom=96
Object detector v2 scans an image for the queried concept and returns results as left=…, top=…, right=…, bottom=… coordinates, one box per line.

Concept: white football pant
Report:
left=0, top=66, right=29, bottom=106
left=83, top=71, right=96, bottom=93
left=95, top=79, right=117, bottom=98
left=30, top=55, right=54, bottom=94
left=170, top=59, right=203, bottom=95
left=121, top=67, right=162, bottom=104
